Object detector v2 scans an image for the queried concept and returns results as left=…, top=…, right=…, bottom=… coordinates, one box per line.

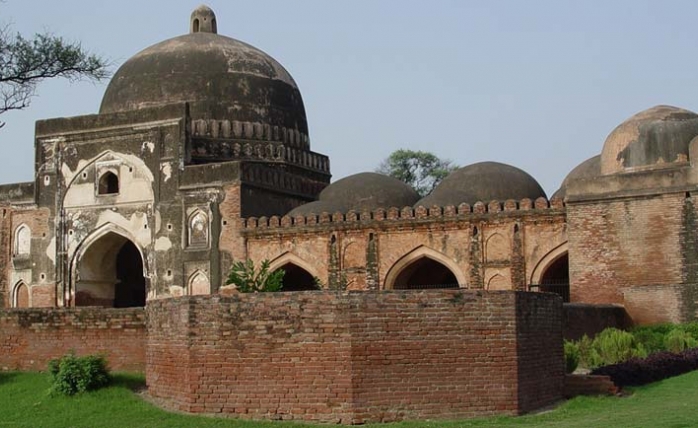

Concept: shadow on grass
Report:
left=0, top=371, right=18, bottom=385
left=110, top=373, right=146, bottom=392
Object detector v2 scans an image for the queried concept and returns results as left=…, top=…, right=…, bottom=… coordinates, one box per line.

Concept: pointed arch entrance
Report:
left=384, top=246, right=465, bottom=290
left=277, top=263, right=319, bottom=291
left=72, top=228, right=146, bottom=307
left=268, top=253, right=320, bottom=291
left=530, top=243, right=569, bottom=302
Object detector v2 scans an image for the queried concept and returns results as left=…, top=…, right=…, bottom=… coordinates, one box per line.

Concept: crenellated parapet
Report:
left=240, top=196, right=565, bottom=232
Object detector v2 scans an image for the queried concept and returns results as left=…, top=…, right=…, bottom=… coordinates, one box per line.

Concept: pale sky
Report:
left=3, top=1, right=698, bottom=196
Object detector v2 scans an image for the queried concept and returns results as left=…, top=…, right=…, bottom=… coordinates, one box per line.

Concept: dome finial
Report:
left=190, top=5, right=217, bottom=34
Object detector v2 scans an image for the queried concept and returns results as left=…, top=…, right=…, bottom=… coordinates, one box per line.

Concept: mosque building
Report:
left=3, top=5, right=698, bottom=325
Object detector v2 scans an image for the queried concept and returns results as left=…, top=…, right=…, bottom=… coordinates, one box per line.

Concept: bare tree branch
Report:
left=0, top=22, right=111, bottom=128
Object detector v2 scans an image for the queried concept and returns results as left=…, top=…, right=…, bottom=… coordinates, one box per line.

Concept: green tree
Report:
left=0, top=22, right=110, bottom=128
left=225, top=259, right=285, bottom=293
left=376, top=149, right=457, bottom=197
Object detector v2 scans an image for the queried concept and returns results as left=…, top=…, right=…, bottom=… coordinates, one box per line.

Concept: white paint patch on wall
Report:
left=161, top=162, right=172, bottom=182
left=155, top=236, right=172, bottom=251
left=45, top=238, right=56, bottom=264
left=143, top=141, right=155, bottom=153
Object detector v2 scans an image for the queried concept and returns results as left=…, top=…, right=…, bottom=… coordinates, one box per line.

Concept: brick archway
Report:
left=384, top=246, right=466, bottom=290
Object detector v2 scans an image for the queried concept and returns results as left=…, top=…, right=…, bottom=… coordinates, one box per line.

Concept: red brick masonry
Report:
left=563, top=374, right=618, bottom=398
left=0, top=307, right=145, bottom=372
left=146, top=290, right=564, bottom=424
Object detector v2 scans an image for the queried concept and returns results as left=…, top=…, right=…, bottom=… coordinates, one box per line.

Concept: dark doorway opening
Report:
left=114, top=241, right=146, bottom=307
left=278, top=263, right=318, bottom=291
left=536, top=253, right=570, bottom=302
left=393, top=258, right=459, bottom=289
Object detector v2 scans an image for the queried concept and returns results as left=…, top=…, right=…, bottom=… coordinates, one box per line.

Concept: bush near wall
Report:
left=565, top=323, right=698, bottom=371
left=591, top=348, right=698, bottom=387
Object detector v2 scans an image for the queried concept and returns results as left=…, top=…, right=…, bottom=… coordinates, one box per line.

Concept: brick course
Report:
left=0, top=307, right=145, bottom=372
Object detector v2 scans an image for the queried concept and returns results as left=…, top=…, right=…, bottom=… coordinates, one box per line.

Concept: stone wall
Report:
left=146, top=291, right=563, bottom=424
left=0, top=308, right=145, bottom=372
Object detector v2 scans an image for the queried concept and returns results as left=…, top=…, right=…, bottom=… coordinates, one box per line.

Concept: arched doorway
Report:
left=277, top=263, right=318, bottom=291
left=74, top=231, right=146, bottom=307
left=393, top=257, right=459, bottom=289
left=536, top=253, right=569, bottom=302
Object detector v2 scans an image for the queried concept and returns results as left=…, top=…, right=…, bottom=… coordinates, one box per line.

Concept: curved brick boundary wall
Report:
left=0, top=308, right=145, bottom=372
left=147, top=291, right=563, bottom=424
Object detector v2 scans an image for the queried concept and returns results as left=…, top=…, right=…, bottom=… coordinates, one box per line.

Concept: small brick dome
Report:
left=552, top=155, right=601, bottom=199
left=600, top=105, right=698, bottom=175
left=288, top=172, right=420, bottom=216
left=415, top=161, right=546, bottom=207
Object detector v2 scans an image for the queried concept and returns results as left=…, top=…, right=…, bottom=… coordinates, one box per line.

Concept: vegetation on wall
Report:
left=225, top=259, right=285, bottom=293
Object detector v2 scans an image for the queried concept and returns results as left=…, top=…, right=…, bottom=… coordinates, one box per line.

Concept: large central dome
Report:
left=100, top=5, right=308, bottom=137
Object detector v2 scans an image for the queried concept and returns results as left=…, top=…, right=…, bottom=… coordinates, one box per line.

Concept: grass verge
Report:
left=1, top=370, right=698, bottom=427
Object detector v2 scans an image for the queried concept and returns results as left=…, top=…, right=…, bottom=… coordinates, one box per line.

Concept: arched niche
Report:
left=187, top=210, right=209, bottom=248
left=72, top=226, right=146, bottom=308
left=14, top=224, right=30, bottom=256
left=485, top=233, right=510, bottom=261
left=188, top=271, right=210, bottom=295
left=487, top=274, right=510, bottom=291
left=12, top=281, right=29, bottom=308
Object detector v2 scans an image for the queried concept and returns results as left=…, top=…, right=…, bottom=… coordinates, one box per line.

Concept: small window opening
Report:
left=98, top=172, right=119, bottom=195
left=167, top=224, right=173, bottom=231
left=167, top=270, right=172, bottom=277
left=473, top=226, right=478, bottom=236
left=686, top=191, right=691, bottom=199
left=514, top=224, right=519, bottom=233
left=193, top=18, right=200, bottom=32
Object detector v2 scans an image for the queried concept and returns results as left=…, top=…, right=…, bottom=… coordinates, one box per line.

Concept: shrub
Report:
left=577, top=334, right=602, bottom=369
left=225, top=259, right=285, bottom=293
left=664, top=329, right=698, bottom=353
left=48, top=353, right=110, bottom=396
left=564, top=340, right=580, bottom=374
left=632, top=329, right=667, bottom=354
left=592, top=328, right=646, bottom=367
left=591, top=348, right=698, bottom=387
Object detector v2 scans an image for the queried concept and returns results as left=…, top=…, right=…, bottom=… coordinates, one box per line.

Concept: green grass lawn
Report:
left=1, top=370, right=697, bottom=428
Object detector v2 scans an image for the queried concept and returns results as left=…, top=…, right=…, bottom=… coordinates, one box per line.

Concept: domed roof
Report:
left=100, top=5, right=308, bottom=136
left=600, top=105, right=698, bottom=175
left=416, top=161, right=546, bottom=207
left=552, top=155, right=601, bottom=199
left=287, top=172, right=420, bottom=216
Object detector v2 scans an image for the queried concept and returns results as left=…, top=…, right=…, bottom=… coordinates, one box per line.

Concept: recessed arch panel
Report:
left=12, top=281, right=29, bottom=308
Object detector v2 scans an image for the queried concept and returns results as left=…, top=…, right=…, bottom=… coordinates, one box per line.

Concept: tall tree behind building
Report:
left=376, top=149, right=457, bottom=197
